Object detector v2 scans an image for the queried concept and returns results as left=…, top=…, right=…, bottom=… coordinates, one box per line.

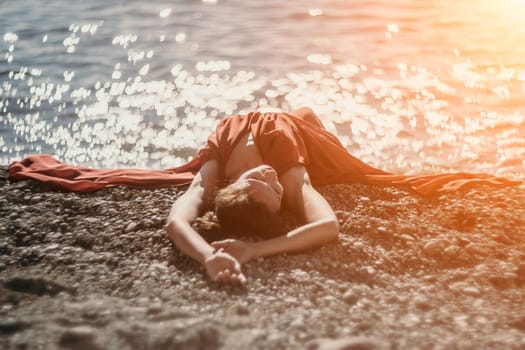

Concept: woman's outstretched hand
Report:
left=211, top=239, right=254, bottom=264
left=204, top=249, right=247, bottom=285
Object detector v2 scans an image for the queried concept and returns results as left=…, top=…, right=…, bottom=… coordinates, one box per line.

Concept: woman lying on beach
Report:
left=163, top=107, right=521, bottom=284
left=166, top=107, right=342, bottom=284
left=8, top=107, right=522, bottom=284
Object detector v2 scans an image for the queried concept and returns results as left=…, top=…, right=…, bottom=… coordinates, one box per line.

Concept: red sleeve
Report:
left=192, top=114, right=247, bottom=179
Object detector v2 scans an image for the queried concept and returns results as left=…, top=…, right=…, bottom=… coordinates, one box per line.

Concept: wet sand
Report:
left=1, top=165, right=524, bottom=349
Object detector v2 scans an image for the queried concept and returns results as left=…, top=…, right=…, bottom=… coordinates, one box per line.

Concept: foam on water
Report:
left=0, top=0, right=524, bottom=177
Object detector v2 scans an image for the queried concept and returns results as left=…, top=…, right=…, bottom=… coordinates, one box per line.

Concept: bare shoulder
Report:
left=189, top=159, right=219, bottom=191
left=279, top=166, right=335, bottom=223
left=170, top=159, right=219, bottom=221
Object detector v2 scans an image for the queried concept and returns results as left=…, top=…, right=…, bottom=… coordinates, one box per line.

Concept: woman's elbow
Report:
left=165, top=217, right=185, bottom=242
left=323, top=219, right=340, bottom=242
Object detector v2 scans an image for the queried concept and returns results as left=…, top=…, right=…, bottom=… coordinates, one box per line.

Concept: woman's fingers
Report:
left=206, top=248, right=247, bottom=284
left=214, top=270, right=224, bottom=282
left=217, top=271, right=245, bottom=284
left=215, top=267, right=247, bottom=284
left=231, top=272, right=247, bottom=285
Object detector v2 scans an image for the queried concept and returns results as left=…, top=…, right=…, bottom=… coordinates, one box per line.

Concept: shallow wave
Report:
left=0, top=0, right=524, bottom=178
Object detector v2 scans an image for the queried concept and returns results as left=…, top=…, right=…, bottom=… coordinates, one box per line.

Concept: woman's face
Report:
left=234, top=165, right=284, bottom=213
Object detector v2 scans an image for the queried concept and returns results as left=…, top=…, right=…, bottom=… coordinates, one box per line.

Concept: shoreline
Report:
left=1, top=166, right=524, bottom=349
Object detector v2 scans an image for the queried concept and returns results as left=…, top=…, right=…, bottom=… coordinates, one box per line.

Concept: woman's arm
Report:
left=211, top=166, right=339, bottom=262
left=166, top=160, right=246, bottom=283
left=252, top=166, right=339, bottom=258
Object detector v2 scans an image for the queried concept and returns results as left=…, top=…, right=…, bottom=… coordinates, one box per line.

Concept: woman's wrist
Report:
left=200, top=246, right=217, bottom=264
left=250, top=241, right=267, bottom=260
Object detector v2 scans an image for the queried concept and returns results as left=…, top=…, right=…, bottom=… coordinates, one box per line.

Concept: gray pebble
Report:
left=309, top=336, right=389, bottom=350
left=59, top=325, right=100, bottom=349
left=63, top=325, right=95, bottom=339
left=31, top=195, right=42, bottom=203
left=84, top=217, right=98, bottom=224
left=124, top=222, right=138, bottom=233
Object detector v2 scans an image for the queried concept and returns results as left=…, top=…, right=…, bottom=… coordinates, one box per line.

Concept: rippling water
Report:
left=1, top=0, right=524, bottom=177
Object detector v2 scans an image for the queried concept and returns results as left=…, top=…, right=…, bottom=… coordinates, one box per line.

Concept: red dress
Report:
left=8, top=111, right=522, bottom=195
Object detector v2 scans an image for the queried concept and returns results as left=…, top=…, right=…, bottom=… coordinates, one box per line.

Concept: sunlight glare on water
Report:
left=0, top=0, right=524, bottom=177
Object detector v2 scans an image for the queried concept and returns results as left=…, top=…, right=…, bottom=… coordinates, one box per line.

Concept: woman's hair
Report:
left=213, top=184, right=284, bottom=238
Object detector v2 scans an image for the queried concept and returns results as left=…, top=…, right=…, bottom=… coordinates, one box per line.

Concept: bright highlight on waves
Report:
left=0, top=0, right=524, bottom=177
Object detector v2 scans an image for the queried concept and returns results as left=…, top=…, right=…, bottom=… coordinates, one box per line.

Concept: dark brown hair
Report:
left=213, top=184, right=284, bottom=238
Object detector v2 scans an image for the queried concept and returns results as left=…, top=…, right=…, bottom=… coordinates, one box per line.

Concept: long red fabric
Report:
left=7, top=111, right=523, bottom=195
left=8, top=154, right=200, bottom=192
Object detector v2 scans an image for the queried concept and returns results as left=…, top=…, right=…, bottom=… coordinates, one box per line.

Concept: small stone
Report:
left=44, top=243, right=60, bottom=251
left=321, top=295, right=336, bottom=303
left=454, top=314, right=469, bottom=328
left=377, top=226, right=388, bottom=233
left=149, top=262, right=168, bottom=271
left=62, top=326, right=95, bottom=340
left=59, top=326, right=100, bottom=349
left=309, top=336, right=389, bottom=350
left=401, top=234, right=415, bottom=242
left=106, top=208, right=118, bottom=216
left=402, top=313, right=421, bottom=327
left=124, top=222, right=138, bottom=233
left=422, top=275, right=436, bottom=282
left=84, top=217, right=98, bottom=224
left=147, top=304, right=163, bottom=315
left=462, top=286, right=480, bottom=297
left=62, top=198, right=76, bottom=209
left=423, top=240, right=445, bottom=257
left=60, top=326, right=95, bottom=345
left=456, top=237, right=471, bottom=247
left=399, top=226, right=416, bottom=235
left=413, top=295, right=432, bottom=311
left=359, top=266, right=375, bottom=276
left=31, top=195, right=42, bottom=203
left=230, top=303, right=250, bottom=316
left=450, top=270, right=469, bottom=282
left=444, top=245, right=461, bottom=255
left=342, top=289, right=359, bottom=305
left=290, top=316, right=304, bottom=328
left=284, top=297, right=297, bottom=304
left=353, top=241, right=366, bottom=249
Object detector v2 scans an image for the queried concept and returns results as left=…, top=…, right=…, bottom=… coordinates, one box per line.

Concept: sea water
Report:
left=1, top=0, right=524, bottom=177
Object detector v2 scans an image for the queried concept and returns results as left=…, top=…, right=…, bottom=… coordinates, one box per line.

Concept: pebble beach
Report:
left=1, top=166, right=524, bottom=349
left=2, top=0, right=525, bottom=348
